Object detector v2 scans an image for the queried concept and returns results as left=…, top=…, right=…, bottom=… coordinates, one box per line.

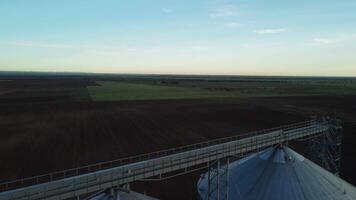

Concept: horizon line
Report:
left=0, top=70, right=356, bottom=79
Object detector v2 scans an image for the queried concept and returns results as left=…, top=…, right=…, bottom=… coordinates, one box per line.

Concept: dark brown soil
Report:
left=0, top=98, right=304, bottom=180
left=0, top=78, right=96, bottom=103
left=1, top=92, right=355, bottom=199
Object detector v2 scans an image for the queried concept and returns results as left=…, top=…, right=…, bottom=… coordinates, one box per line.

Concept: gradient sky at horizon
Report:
left=1, top=0, right=356, bottom=76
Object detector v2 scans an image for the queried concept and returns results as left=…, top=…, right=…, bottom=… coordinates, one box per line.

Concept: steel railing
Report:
left=0, top=119, right=319, bottom=192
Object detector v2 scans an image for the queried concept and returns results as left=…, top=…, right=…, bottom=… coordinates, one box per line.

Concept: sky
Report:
left=0, top=0, right=356, bottom=76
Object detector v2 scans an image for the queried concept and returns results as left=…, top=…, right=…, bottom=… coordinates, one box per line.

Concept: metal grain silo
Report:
left=197, top=146, right=356, bottom=200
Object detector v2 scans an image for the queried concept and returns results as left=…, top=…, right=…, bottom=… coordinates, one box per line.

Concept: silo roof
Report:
left=198, top=146, right=356, bottom=200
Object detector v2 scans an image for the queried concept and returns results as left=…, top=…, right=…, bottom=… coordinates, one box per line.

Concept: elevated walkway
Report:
left=0, top=119, right=334, bottom=200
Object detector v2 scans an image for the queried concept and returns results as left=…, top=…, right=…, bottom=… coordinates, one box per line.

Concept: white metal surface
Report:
left=197, top=146, right=356, bottom=200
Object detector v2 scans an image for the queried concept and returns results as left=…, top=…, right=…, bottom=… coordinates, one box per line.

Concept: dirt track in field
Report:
left=1, top=96, right=355, bottom=199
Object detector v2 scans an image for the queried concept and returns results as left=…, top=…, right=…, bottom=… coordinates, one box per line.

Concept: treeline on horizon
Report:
left=1, top=71, right=356, bottom=82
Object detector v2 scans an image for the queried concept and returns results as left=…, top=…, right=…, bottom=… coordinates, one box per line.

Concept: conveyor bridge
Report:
left=0, top=119, right=339, bottom=200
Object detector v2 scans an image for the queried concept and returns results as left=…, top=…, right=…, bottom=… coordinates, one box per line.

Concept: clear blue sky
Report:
left=1, top=0, right=356, bottom=76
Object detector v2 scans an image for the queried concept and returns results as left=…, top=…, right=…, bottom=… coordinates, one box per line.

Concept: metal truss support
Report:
left=204, top=157, right=230, bottom=200
left=85, top=186, right=127, bottom=200
left=306, top=117, right=343, bottom=175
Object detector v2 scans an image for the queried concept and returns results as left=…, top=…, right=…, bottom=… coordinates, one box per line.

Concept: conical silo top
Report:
left=197, top=146, right=356, bottom=200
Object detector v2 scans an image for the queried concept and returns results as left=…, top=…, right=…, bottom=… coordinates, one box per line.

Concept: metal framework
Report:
left=305, top=118, right=343, bottom=175
left=0, top=119, right=335, bottom=200
left=200, top=158, right=230, bottom=200
left=199, top=117, right=343, bottom=200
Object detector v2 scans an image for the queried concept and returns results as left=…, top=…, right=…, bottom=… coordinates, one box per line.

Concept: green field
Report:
left=88, top=81, right=356, bottom=101
left=2, top=75, right=355, bottom=103
left=87, top=80, right=356, bottom=101
left=88, top=81, right=240, bottom=101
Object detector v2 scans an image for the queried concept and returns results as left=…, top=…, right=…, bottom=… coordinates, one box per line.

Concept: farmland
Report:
left=88, top=78, right=356, bottom=101
left=1, top=73, right=356, bottom=199
left=88, top=81, right=236, bottom=101
left=0, top=78, right=94, bottom=103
